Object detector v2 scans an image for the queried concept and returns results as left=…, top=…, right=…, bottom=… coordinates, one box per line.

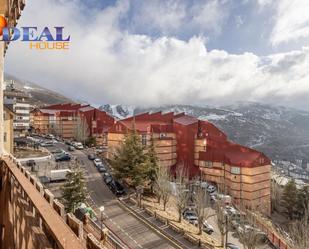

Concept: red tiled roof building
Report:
left=31, top=103, right=115, bottom=144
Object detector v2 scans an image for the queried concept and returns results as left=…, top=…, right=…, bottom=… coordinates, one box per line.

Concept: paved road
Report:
left=48, top=143, right=179, bottom=249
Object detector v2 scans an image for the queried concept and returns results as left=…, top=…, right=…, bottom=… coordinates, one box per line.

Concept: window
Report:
left=4, top=132, right=7, bottom=142
left=231, top=167, right=240, bottom=174
left=204, top=161, right=213, bottom=168
left=141, top=134, right=147, bottom=146
left=259, top=157, right=264, bottom=165
left=159, top=133, right=167, bottom=139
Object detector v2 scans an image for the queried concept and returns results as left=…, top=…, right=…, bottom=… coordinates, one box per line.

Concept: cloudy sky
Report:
left=5, top=0, right=309, bottom=109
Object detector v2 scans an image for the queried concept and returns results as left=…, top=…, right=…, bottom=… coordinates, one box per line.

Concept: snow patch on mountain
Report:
left=199, top=114, right=227, bottom=121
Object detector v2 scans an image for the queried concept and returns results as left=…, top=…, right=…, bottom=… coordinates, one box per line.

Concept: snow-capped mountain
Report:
left=100, top=104, right=135, bottom=119
left=100, top=102, right=309, bottom=162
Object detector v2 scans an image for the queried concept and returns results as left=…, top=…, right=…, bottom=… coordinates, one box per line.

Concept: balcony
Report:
left=0, top=156, right=112, bottom=249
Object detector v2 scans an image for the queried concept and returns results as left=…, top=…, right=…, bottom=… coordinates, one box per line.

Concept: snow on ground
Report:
left=199, top=114, right=227, bottom=121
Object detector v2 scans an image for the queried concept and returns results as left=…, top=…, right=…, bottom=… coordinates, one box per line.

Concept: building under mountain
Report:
left=4, top=80, right=32, bottom=137
left=31, top=103, right=115, bottom=144
left=107, top=112, right=271, bottom=214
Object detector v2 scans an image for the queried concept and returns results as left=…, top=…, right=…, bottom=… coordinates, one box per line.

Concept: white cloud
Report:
left=130, top=0, right=231, bottom=36
left=5, top=0, right=309, bottom=110
left=190, top=0, right=230, bottom=34
left=271, top=0, right=309, bottom=46
left=257, top=0, right=272, bottom=7
left=130, top=0, right=186, bottom=35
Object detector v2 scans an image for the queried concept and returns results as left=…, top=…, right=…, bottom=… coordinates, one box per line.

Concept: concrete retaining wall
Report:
left=44, top=189, right=54, bottom=205
left=86, top=234, right=105, bottom=249
left=67, top=213, right=83, bottom=240
left=53, top=199, right=65, bottom=219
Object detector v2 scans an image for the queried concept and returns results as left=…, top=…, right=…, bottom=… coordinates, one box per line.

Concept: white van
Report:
left=74, top=142, right=84, bottom=150
left=50, top=169, right=71, bottom=182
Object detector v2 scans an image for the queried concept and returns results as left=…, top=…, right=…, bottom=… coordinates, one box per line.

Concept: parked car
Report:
left=51, top=149, right=65, bottom=155
left=210, top=195, right=217, bottom=203
left=200, top=181, right=209, bottom=189
left=102, top=172, right=111, bottom=179
left=104, top=176, right=114, bottom=185
left=55, top=153, right=71, bottom=162
left=45, top=134, right=55, bottom=139
left=109, top=181, right=125, bottom=196
left=40, top=141, right=54, bottom=147
left=226, top=243, right=239, bottom=249
left=97, top=165, right=107, bottom=173
left=185, top=215, right=198, bottom=225
left=207, top=185, right=216, bottom=193
left=225, top=205, right=237, bottom=215
left=93, top=158, right=103, bottom=167
left=88, top=154, right=96, bottom=160
left=65, top=140, right=73, bottom=145
left=74, top=142, right=84, bottom=150
left=202, top=221, right=214, bottom=235
left=68, top=145, right=75, bottom=151
left=183, top=209, right=197, bottom=219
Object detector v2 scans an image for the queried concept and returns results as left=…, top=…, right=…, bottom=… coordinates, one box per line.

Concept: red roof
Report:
left=199, top=140, right=270, bottom=167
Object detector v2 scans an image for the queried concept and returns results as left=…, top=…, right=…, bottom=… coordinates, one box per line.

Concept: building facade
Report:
left=4, top=81, right=31, bottom=137
left=31, top=103, right=115, bottom=143
left=107, top=112, right=271, bottom=214
left=3, top=105, right=14, bottom=153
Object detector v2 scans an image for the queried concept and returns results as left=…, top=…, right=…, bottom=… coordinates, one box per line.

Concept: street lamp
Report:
left=99, top=206, right=105, bottom=240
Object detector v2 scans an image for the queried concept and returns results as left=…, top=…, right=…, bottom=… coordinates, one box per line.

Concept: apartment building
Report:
left=107, top=112, right=271, bottom=214
left=4, top=81, right=31, bottom=137
left=31, top=103, right=115, bottom=143
left=3, top=105, right=14, bottom=153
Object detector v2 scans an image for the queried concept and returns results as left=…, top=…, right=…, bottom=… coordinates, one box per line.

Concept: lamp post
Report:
left=99, top=206, right=105, bottom=240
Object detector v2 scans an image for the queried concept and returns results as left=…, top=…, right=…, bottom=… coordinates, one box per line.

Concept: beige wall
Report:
left=31, top=113, right=78, bottom=139
left=200, top=163, right=271, bottom=215
left=107, top=132, right=177, bottom=168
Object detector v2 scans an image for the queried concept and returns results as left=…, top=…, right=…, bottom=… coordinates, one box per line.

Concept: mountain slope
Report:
left=4, top=74, right=76, bottom=107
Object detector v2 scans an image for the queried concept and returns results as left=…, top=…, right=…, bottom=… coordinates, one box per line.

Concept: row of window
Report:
left=200, top=161, right=241, bottom=174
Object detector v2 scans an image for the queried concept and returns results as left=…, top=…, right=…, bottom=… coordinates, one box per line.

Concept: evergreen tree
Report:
left=110, top=125, right=145, bottom=187
left=144, top=134, right=159, bottom=192
left=61, top=164, right=87, bottom=213
left=296, top=186, right=309, bottom=218
left=281, top=179, right=298, bottom=219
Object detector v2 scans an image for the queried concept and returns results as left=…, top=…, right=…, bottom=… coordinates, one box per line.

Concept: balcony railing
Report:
left=0, top=156, right=86, bottom=249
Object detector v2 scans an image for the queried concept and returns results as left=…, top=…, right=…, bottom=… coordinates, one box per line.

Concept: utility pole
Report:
left=225, top=215, right=228, bottom=248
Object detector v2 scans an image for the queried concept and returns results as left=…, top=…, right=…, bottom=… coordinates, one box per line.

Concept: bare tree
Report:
left=288, top=202, right=309, bottom=249
left=174, top=165, right=189, bottom=222
left=73, top=115, right=89, bottom=144
left=155, top=165, right=171, bottom=211
left=215, top=203, right=227, bottom=247
left=195, top=187, right=211, bottom=235
left=237, top=213, right=265, bottom=249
